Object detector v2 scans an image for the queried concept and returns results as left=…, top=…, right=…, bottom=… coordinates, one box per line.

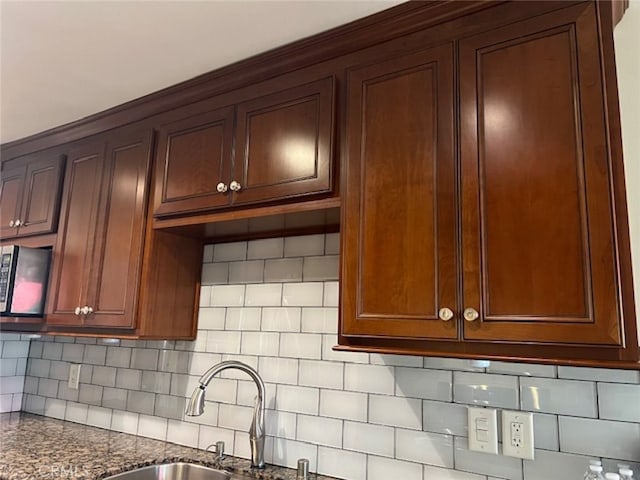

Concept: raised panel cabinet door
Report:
left=85, top=129, right=153, bottom=328
left=232, top=76, right=335, bottom=205
left=460, top=4, right=621, bottom=345
left=341, top=44, right=457, bottom=339
left=47, top=144, right=105, bottom=326
left=154, top=106, right=234, bottom=216
left=0, top=165, right=24, bottom=239
left=17, top=154, right=65, bottom=237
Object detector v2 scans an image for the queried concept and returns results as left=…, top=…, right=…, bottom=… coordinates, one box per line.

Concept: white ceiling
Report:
left=0, top=0, right=403, bottom=144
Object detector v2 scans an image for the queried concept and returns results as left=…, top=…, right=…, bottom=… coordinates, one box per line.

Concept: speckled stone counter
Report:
left=0, top=413, right=336, bottom=480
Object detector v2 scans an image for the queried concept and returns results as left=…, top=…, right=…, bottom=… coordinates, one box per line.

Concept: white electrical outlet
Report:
left=68, top=364, right=81, bottom=390
left=502, top=410, right=534, bottom=460
left=467, top=407, right=499, bottom=455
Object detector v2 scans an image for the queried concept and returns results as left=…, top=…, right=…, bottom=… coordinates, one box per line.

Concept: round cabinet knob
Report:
left=9, top=220, right=14, bottom=227
left=87, top=306, right=94, bottom=314
left=438, top=307, right=454, bottom=321
left=74, top=307, right=82, bottom=316
left=13, top=219, right=21, bottom=227
left=79, top=306, right=92, bottom=315
left=229, top=180, right=242, bottom=192
left=216, top=182, right=228, bottom=193
left=463, top=308, right=480, bottom=322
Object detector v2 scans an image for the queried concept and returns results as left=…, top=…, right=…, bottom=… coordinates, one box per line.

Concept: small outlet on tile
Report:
left=467, top=406, right=499, bottom=455
left=502, top=410, right=534, bottom=460
left=68, top=364, right=81, bottom=390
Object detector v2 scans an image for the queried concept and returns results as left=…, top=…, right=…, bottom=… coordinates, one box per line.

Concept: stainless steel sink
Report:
left=103, top=462, right=251, bottom=480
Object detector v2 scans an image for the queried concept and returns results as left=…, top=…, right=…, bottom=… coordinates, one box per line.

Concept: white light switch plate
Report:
left=502, top=410, right=535, bottom=460
left=467, top=407, right=498, bottom=455
left=68, top=364, right=81, bottom=390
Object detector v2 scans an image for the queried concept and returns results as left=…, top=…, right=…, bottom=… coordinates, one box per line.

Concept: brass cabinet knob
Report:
left=463, top=308, right=480, bottom=322
left=438, top=307, right=454, bottom=321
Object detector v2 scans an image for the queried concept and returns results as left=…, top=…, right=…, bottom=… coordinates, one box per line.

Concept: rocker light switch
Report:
left=468, top=407, right=498, bottom=455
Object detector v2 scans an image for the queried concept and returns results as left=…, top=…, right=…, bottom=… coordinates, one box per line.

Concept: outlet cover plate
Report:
left=502, top=410, right=535, bottom=460
left=467, top=407, right=499, bottom=455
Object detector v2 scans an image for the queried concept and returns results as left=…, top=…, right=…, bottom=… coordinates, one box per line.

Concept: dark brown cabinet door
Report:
left=0, top=153, right=64, bottom=239
left=341, top=44, right=457, bottom=340
left=47, top=128, right=153, bottom=328
left=232, top=77, right=335, bottom=205
left=86, top=129, right=152, bottom=328
left=154, top=107, right=234, bottom=217
left=0, top=166, right=24, bottom=239
left=460, top=3, right=621, bottom=345
left=47, top=144, right=105, bottom=326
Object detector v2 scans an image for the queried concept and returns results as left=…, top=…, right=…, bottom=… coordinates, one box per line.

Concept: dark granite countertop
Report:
left=0, top=413, right=335, bottom=480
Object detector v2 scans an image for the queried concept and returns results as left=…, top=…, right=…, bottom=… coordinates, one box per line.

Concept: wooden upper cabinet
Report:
left=232, top=77, right=335, bottom=205
left=153, top=76, right=335, bottom=217
left=47, top=128, right=153, bottom=328
left=341, top=44, right=457, bottom=340
left=0, top=152, right=65, bottom=240
left=459, top=3, right=621, bottom=346
left=154, top=107, right=234, bottom=216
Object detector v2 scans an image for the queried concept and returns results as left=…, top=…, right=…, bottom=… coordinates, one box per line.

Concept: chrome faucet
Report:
left=185, top=360, right=266, bottom=469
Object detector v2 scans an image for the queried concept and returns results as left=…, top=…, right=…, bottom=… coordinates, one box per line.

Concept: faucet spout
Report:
left=186, top=361, right=266, bottom=469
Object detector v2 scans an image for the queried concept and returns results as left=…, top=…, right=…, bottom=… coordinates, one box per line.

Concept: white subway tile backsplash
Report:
left=296, top=414, right=343, bottom=448
left=320, top=389, right=367, bottom=422
left=396, top=428, right=454, bottom=468
left=557, top=366, right=640, bottom=383
left=523, top=448, right=590, bottom=480
left=167, top=419, right=199, bottom=448
left=345, top=364, right=395, bottom=395
left=323, top=281, right=338, bottom=307
left=299, top=360, right=343, bottom=389
left=86, top=405, right=112, bottom=429
left=598, top=382, right=640, bottom=422
left=206, top=331, right=241, bottom=354
left=317, top=446, right=366, bottom=480
left=396, top=367, right=452, bottom=401
left=202, top=244, right=214, bottom=263
left=559, top=416, right=640, bottom=461
left=454, top=437, right=523, bottom=480
left=343, top=421, right=394, bottom=457
left=423, top=400, right=467, bottom=436
left=201, top=262, right=229, bottom=285
left=262, top=307, right=301, bottom=332
left=16, top=234, right=640, bottom=480
left=424, top=465, right=485, bottom=479
left=487, top=361, right=556, bottom=378
left=213, top=242, right=247, bottom=262
left=369, top=394, right=422, bottom=430
left=368, top=456, right=422, bottom=480
left=241, top=331, right=280, bottom=357
left=272, top=438, right=318, bottom=471
left=199, top=308, right=226, bottom=330
left=454, top=372, right=519, bottom=409
left=226, top=308, right=261, bottom=331
left=248, top=238, right=283, bottom=260
left=211, top=285, right=245, bottom=307
left=137, top=414, right=168, bottom=441
left=245, top=284, right=282, bottom=307
left=282, top=283, right=324, bottom=307
left=276, top=385, right=319, bottom=415
left=279, top=333, right=322, bottom=360
left=284, top=234, right=325, bottom=257
left=258, top=357, right=298, bottom=385
left=303, top=255, right=339, bottom=281
left=264, top=258, right=303, bottom=283
left=521, top=377, right=597, bottom=417
left=301, top=308, right=338, bottom=334
left=229, top=260, right=264, bottom=284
